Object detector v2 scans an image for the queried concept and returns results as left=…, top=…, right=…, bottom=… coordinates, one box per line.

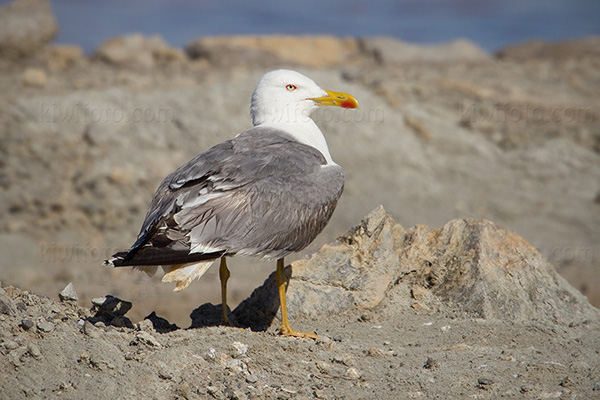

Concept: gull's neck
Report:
left=257, top=120, right=336, bottom=166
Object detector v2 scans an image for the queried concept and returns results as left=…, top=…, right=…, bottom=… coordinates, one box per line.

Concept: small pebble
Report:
left=20, top=319, right=35, bottom=330
left=157, top=363, right=173, bottom=380
left=423, top=357, right=437, bottom=370
left=332, top=353, right=355, bottom=366
left=367, top=346, right=385, bottom=357
left=246, top=374, right=258, bottom=383
left=559, top=376, right=572, bottom=387
left=37, top=321, right=54, bottom=333
left=137, top=319, right=154, bottom=332
left=27, top=343, right=42, bottom=359
left=333, top=335, right=343, bottom=342
left=478, top=378, right=494, bottom=386
left=520, top=384, right=534, bottom=393
left=59, top=283, right=78, bottom=302
left=4, top=340, right=19, bottom=350
left=231, top=341, right=248, bottom=357
left=315, top=336, right=332, bottom=346
left=346, top=367, right=361, bottom=379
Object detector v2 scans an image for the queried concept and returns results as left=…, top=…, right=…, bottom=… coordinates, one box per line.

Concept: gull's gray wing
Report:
left=110, top=126, right=344, bottom=267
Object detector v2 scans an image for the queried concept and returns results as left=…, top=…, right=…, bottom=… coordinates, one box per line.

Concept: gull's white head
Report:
left=250, top=69, right=359, bottom=126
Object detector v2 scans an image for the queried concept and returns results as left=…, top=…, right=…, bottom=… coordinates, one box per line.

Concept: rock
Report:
left=477, top=378, right=494, bottom=389
left=346, top=367, right=361, bottom=379
left=359, top=37, right=491, bottom=64
left=157, top=361, right=173, bottom=380
left=496, top=36, right=600, bottom=61
left=20, top=319, right=34, bottom=330
left=0, top=0, right=58, bottom=59
left=234, top=206, right=599, bottom=330
left=94, top=34, right=186, bottom=70
left=21, top=67, right=47, bottom=87
left=423, top=357, right=437, bottom=370
left=48, top=45, right=84, bottom=70
left=27, top=343, right=42, bottom=359
left=90, top=295, right=133, bottom=328
left=520, top=384, right=534, bottom=393
left=367, top=347, right=386, bottom=358
left=0, top=287, right=17, bottom=316
left=332, top=354, right=355, bottom=366
left=186, top=35, right=359, bottom=68
left=91, top=295, right=132, bottom=318
left=231, top=341, right=248, bottom=358
left=58, top=282, right=78, bottom=302
left=136, top=331, right=162, bottom=348
left=4, top=340, right=19, bottom=350
left=559, top=376, right=573, bottom=387
left=142, top=311, right=179, bottom=333
left=36, top=320, right=54, bottom=333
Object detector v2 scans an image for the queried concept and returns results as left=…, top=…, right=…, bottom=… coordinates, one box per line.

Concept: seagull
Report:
left=105, top=69, right=359, bottom=338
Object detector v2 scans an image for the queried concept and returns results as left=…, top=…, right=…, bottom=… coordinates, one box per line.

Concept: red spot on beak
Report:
left=340, top=99, right=357, bottom=109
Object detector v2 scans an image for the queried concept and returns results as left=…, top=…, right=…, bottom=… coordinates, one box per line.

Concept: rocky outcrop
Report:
left=185, top=35, right=360, bottom=68
left=359, top=37, right=491, bottom=64
left=233, top=207, right=599, bottom=330
left=94, top=34, right=186, bottom=70
left=496, top=36, right=600, bottom=61
left=0, top=0, right=57, bottom=59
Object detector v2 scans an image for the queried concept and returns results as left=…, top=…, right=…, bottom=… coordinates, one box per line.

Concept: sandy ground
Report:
left=2, top=289, right=599, bottom=400
left=2, top=207, right=599, bottom=399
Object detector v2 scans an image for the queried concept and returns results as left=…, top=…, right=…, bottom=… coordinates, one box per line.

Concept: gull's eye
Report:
left=286, top=84, right=297, bottom=91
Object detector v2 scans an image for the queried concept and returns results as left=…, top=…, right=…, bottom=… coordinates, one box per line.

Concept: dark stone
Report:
left=423, top=357, right=437, bottom=370
left=144, top=311, right=179, bottom=333
left=20, top=318, right=34, bottom=330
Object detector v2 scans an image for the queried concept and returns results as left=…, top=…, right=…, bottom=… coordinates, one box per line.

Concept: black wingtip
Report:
left=104, top=251, right=129, bottom=267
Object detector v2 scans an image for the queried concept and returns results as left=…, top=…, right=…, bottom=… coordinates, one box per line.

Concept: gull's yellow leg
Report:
left=276, top=258, right=318, bottom=339
left=219, top=257, right=231, bottom=326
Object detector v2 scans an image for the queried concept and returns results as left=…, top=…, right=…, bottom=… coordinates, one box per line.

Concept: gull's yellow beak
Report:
left=309, top=89, right=359, bottom=109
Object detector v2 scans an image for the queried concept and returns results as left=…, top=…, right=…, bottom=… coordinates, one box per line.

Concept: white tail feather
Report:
left=161, top=261, right=215, bottom=291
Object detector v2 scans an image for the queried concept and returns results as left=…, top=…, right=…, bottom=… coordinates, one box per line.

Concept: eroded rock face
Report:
left=0, top=0, right=57, bottom=59
left=234, top=206, right=598, bottom=329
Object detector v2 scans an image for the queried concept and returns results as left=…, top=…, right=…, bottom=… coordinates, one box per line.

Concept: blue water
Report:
left=4, top=0, right=600, bottom=53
